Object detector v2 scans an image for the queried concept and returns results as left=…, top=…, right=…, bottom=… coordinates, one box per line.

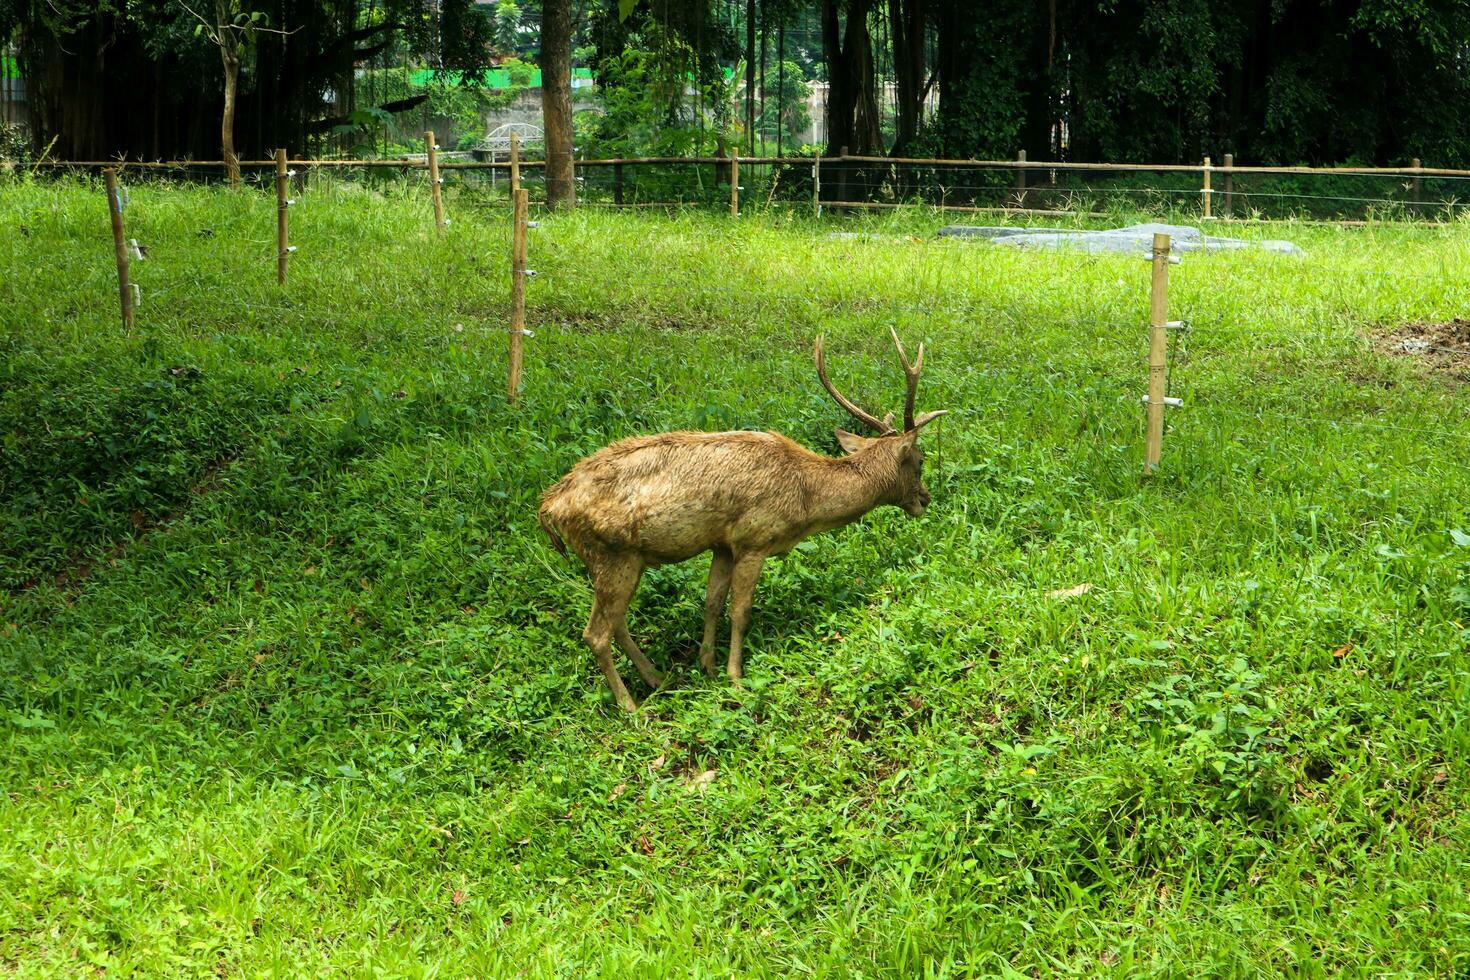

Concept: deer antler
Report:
left=889, top=328, right=948, bottom=431
left=815, top=335, right=896, bottom=435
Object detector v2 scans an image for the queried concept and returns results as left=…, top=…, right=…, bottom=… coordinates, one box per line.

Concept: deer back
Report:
left=540, top=430, right=821, bottom=562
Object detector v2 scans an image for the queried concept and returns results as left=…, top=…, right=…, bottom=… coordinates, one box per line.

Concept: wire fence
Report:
left=16, top=152, right=1470, bottom=222
left=14, top=153, right=1470, bottom=464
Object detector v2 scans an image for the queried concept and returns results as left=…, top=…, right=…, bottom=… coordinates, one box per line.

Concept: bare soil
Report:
left=1373, top=319, right=1470, bottom=382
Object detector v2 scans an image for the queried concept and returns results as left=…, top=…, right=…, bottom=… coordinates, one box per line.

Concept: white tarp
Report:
left=937, top=221, right=1306, bottom=256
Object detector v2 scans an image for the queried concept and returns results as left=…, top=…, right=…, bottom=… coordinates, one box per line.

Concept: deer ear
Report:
left=897, top=428, right=921, bottom=459
left=834, top=428, right=870, bottom=455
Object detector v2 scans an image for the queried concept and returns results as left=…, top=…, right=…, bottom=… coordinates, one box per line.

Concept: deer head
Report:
left=815, top=329, right=949, bottom=516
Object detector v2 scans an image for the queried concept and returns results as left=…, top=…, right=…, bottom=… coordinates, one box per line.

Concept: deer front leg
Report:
left=725, top=554, right=766, bottom=684
left=584, top=559, right=644, bottom=712
left=584, top=602, right=636, bottom=712
left=699, top=549, right=735, bottom=678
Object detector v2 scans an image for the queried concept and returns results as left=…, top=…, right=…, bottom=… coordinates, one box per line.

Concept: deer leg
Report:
left=699, top=549, right=735, bottom=678
left=616, top=624, right=664, bottom=688
left=584, top=560, right=643, bottom=712
left=725, top=554, right=766, bottom=684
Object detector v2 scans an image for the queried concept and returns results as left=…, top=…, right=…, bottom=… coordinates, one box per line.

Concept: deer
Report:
left=538, top=330, right=947, bottom=711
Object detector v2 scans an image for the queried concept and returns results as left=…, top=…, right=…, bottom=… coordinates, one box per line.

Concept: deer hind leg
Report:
left=699, top=548, right=735, bottom=678
left=725, top=553, right=767, bottom=684
left=584, top=557, right=644, bottom=712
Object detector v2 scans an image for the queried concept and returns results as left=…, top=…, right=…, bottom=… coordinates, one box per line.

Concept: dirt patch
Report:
left=1373, top=320, right=1470, bottom=382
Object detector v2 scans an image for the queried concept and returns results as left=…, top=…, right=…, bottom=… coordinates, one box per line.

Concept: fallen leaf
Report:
left=1433, top=770, right=1448, bottom=785
left=607, top=782, right=627, bottom=802
left=1332, top=643, right=1354, bottom=659
left=451, top=889, right=466, bottom=905
left=648, top=754, right=666, bottom=773
left=639, top=835, right=654, bottom=855
left=1048, top=583, right=1093, bottom=599
left=683, top=769, right=718, bottom=793
left=304, top=565, right=317, bottom=576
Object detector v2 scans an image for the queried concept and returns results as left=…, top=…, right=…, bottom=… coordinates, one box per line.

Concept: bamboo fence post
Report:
left=614, top=161, right=624, bottom=204
left=508, top=187, right=529, bottom=403
left=813, top=151, right=822, bottom=217
left=1015, top=149, right=1027, bottom=208
left=510, top=131, right=520, bottom=194
left=1411, top=157, right=1422, bottom=208
left=1222, top=153, right=1233, bottom=218
left=1201, top=156, right=1212, bottom=219
left=275, top=148, right=290, bottom=285
left=730, top=152, right=740, bottom=216
left=1144, top=232, right=1172, bottom=474
left=837, top=145, right=849, bottom=213
left=426, top=130, right=446, bottom=233
left=103, top=168, right=134, bottom=329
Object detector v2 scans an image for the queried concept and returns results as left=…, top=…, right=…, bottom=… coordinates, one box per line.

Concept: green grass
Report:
left=2, top=175, right=1469, bottom=976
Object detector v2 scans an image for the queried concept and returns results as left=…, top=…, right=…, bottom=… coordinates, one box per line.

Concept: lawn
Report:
left=2, top=176, right=1468, bottom=976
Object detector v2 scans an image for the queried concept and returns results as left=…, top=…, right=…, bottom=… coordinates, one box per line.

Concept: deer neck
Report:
left=807, top=450, right=899, bottom=529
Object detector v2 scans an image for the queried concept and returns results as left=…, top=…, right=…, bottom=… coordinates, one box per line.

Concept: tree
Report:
left=542, top=0, right=576, bottom=208
left=183, top=0, right=283, bottom=186
left=822, top=0, right=881, bottom=156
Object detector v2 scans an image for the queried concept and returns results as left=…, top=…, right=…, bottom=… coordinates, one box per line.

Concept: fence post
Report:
left=276, top=148, right=290, bottom=286
left=1144, top=232, right=1173, bottom=474
left=1015, top=150, right=1027, bottom=208
left=510, top=131, right=520, bottom=194
left=1222, top=153, right=1233, bottom=218
left=103, top=168, right=135, bottom=330
left=730, top=152, right=740, bottom=217
left=614, top=161, right=624, bottom=205
left=426, top=130, right=446, bottom=234
left=508, top=188, right=529, bottom=403
left=1411, top=157, right=1422, bottom=208
left=837, top=145, right=849, bottom=212
left=813, top=151, right=822, bottom=217
left=1201, top=156, right=1212, bottom=219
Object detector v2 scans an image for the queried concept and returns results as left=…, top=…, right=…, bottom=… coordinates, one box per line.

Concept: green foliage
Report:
left=1, top=178, right=1469, bottom=973
left=583, top=14, right=733, bottom=158
left=756, top=59, right=811, bottom=145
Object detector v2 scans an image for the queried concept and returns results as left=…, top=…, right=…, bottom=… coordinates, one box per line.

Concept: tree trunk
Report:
left=221, top=49, right=241, bottom=185
left=823, top=0, right=880, bottom=157
left=542, top=0, right=576, bottom=209
left=217, top=0, right=241, bottom=186
left=888, top=0, right=925, bottom=155
left=745, top=0, right=757, bottom=154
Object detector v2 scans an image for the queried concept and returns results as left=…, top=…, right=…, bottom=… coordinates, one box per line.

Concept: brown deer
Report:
left=538, top=331, right=947, bottom=711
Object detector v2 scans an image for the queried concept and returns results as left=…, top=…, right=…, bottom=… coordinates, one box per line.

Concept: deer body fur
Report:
left=540, top=334, right=946, bottom=711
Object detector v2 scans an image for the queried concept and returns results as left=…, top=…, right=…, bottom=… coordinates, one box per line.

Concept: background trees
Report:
left=3, top=0, right=1469, bottom=165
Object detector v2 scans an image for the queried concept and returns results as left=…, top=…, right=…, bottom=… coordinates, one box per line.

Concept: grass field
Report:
left=2, top=176, right=1469, bottom=976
